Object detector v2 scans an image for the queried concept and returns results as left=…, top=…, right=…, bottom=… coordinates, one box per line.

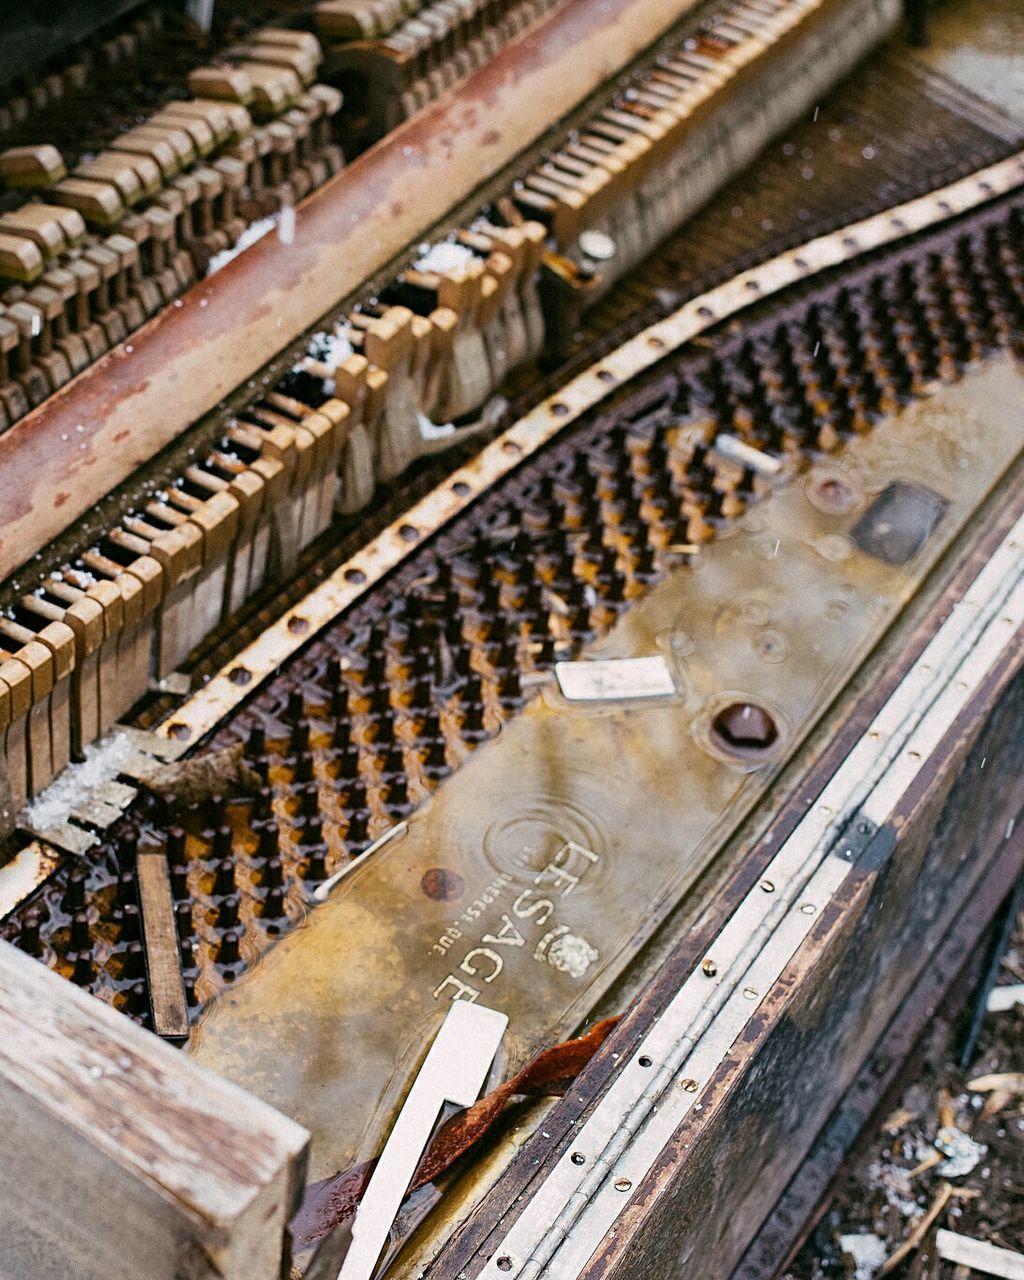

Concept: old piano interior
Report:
left=0, top=1, right=1022, bottom=1278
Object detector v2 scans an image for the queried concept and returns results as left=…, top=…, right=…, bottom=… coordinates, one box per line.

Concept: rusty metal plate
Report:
left=189, top=356, right=1024, bottom=1181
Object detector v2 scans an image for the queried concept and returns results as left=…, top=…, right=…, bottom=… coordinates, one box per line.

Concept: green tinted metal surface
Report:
left=190, top=358, right=1024, bottom=1181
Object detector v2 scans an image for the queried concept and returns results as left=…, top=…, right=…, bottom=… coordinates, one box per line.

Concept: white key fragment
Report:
left=339, top=1001, right=508, bottom=1280
left=555, top=655, right=676, bottom=702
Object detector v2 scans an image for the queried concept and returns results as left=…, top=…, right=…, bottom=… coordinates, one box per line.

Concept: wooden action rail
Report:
left=0, top=0, right=913, bottom=823
left=0, top=0, right=717, bottom=583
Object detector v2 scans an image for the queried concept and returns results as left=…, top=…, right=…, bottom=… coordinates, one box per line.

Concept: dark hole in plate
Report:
left=850, top=481, right=948, bottom=566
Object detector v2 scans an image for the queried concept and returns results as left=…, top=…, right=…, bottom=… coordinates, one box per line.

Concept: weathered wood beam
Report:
left=0, top=0, right=704, bottom=584
left=0, top=940, right=308, bottom=1280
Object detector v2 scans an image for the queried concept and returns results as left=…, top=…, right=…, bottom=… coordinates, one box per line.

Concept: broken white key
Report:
left=555, top=654, right=676, bottom=702
left=338, top=1000, right=508, bottom=1280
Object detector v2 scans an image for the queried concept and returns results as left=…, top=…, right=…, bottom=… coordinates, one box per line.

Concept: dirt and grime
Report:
left=786, top=900, right=1024, bottom=1278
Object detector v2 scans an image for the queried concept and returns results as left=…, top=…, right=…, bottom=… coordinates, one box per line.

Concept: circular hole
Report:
left=978, top=181, right=993, bottom=194
left=842, top=236, right=858, bottom=250
left=800, top=903, right=816, bottom=915
left=167, top=722, right=191, bottom=741
left=647, top=335, right=666, bottom=350
left=761, top=879, right=775, bottom=893
left=496, top=1258, right=513, bottom=1273
left=570, top=1151, right=586, bottom=1166
left=596, top=368, right=616, bottom=384
left=398, top=524, right=419, bottom=543
left=452, top=480, right=472, bottom=497
left=938, top=200, right=952, bottom=214
left=228, top=666, right=251, bottom=686
left=709, top=701, right=779, bottom=760
left=550, top=401, right=570, bottom=417
left=890, top=217, right=906, bottom=231
left=794, top=257, right=809, bottom=270
left=701, top=958, right=718, bottom=977
left=287, top=616, right=309, bottom=635
left=696, top=305, right=714, bottom=320
left=638, top=1054, right=653, bottom=1068
left=502, top=439, right=523, bottom=455
left=614, top=1178, right=632, bottom=1192
left=344, top=567, right=367, bottom=585
left=744, top=279, right=761, bottom=293
left=681, top=1078, right=698, bottom=1093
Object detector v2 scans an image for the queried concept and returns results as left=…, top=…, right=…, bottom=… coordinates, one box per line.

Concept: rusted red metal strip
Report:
left=0, top=0, right=701, bottom=583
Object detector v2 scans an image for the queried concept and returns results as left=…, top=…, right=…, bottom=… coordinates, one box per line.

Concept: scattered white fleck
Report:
left=278, top=205, right=296, bottom=245
left=415, top=240, right=475, bottom=273
left=862, top=146, right=877, bottom=160
left=24, top=732, right=141, bottom=831
left=207, top=216, right=277, bottom=275
left=1006, top=817, right=1015, bottom=839
left=839, top=1233, right=887, bottom=1280
left=934, top=1126, right=987, bottom=1178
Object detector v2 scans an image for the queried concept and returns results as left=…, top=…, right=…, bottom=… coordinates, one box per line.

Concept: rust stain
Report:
left=54, top=492, right=69, bottom=508
left=420, top=867, right=466, bottom=901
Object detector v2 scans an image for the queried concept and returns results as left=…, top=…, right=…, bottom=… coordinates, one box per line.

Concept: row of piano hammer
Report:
left=0, top=215, right=547, bottom=820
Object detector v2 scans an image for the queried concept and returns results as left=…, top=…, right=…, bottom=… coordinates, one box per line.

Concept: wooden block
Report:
left=136, top=850, right=190, bottom=1042
left=187, top=65, right=256, bottom=106
left=0, top=940, right=308, bottom=1280
left=0, top=657, right=32, bottom=817
left=73, top=156, right=144, bottom=206
left=51, top=177, right=124, bottom=228
left=0, top=232, right=44, bottom=283
left=0, top=144, right=66, bottom=187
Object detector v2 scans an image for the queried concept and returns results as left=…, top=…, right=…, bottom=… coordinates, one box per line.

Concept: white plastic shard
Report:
left=555, top=655, right=676, bottom=702
left=338, top=1000, right=509, bottom=1280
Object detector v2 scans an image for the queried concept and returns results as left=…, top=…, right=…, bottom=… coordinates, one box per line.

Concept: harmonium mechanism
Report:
left=0, top=1, right=1022, bottom=1278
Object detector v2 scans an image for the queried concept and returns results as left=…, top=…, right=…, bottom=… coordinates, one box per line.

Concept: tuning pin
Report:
left=217, top=931, right=240, bottom=966
left=245, top=723, right=265, bottom=758
left=252, top=787, right=274, bottom=825
left=70, top=949, right=94, bottom=986
left=118, top=902, right=141, bottom=942
left=166, top=826, right=187, bottom=865
left=213, top=824, right=233, bottom=860
left=213, top=859, right=235, bottom=896
left=289, top=719, right=311, bottom=754
left=292, top=750, right=315, bottom=783
left=218, top=894, right=240, bottom=929
left=19, top=909, right=41, bottom=956
left=262, top=856, right=284, bottom=889
left=346, top=809, right=370, bottom=845
left=127, top=981, right=148, bottom=1014
left=175, top=901, right=193, bottom=940
left=64, top=866, right=88, bottom=913
left=301, top=847, right=328, bottom=882
left=262, top=885, right=287, bottom=920
left=123, top=940, right=145, bottom=980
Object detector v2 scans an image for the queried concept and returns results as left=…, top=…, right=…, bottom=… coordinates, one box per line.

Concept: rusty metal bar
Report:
left=0, top=0, right=706, bottom=585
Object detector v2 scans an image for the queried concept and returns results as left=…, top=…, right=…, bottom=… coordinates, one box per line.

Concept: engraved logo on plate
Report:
left=536, top=926, right=599, bottom=978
